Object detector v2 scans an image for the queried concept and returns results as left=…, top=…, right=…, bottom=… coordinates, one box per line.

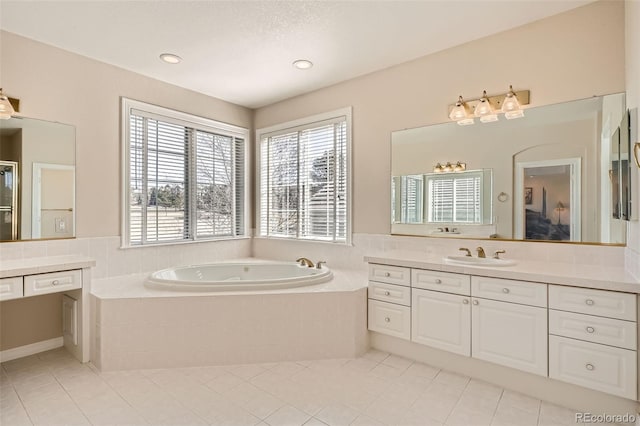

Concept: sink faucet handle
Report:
left=476, top=247, right=486, bottom=258
left=493, top=250, right=506, bottom=259
left=316, top=261, right=327, bottom=269
left=459, top=248, right=472, bottom=257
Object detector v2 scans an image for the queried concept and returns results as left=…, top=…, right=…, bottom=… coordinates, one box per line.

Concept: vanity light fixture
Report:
left=434, top=161, right=466, bottom=173
left=448, top=86, right=530, bottom=125
left=449, top=96, right=474, bottom=126
left=0, top=88, right=17, bottom=120
left=501, top=85, right=524, bottom=119
left=475, top=91, right=498, bottom=123
left=159, top=53, right=182, bottom=64
left=293, top=59, right=313, bottom=70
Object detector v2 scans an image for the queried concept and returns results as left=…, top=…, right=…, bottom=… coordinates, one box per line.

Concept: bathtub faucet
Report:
left=296, top=257, right=315, bottom=268
left=316, top=261, right=326, bottom=269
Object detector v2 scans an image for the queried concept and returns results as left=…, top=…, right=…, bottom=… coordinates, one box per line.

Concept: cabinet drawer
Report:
left=471, top=276, right=547, bottom=307
left=550, top=310, right=637, bottom=350
left=412, top=269, right=470, bottom=295
left=549, top=286, right=636, bottom=321
left=0, top=276, right=23, bottom=301
left=24, top=270, right=82, bottom=297
left=549, top=335, right=637, bottom=400
left=368, top=264, right=410, bottom=286
left=368, top=299, right=410, bottom=340
left=368, top=281, right=410, bottom=306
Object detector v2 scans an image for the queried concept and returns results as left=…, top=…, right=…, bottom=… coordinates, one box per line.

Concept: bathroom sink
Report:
left=444, top=256, right=517, bottom=267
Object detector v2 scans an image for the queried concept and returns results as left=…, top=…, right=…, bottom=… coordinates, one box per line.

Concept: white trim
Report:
left=0, top=337, right=63, bottom=363
left=514, top=158, right=581, bottom=241
left=255, top=107, right=353, bottom=244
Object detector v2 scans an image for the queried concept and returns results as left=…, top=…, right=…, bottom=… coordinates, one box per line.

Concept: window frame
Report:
left=120, top=97, right=250, bottom=248
left=255, top=107, right=353, bottom=245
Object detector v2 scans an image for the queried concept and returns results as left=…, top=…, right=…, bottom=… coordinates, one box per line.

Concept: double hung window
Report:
left=122, top=98, right=248, bottom=246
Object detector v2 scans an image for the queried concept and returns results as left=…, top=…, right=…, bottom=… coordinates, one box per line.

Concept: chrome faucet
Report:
left=316, top=261, right=327, bottom=269
left=493, top=250, right=506, bottom=259
left=476, top=247, right=486, bottom=258
left=459, top=247, right=472, bottom=257
left=296, top=257, right=315, bottom=268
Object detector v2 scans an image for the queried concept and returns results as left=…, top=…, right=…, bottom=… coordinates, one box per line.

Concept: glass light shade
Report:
left=0, top=95, right=14, bottom=120
left=480, top=114, right=499, bottom=123
left=505, top=109, right=525, bottom=120
left=501, top=93, right=521, bottom=113
left=449, top=96, right=471, bottom=122
left=457, top=118, right=475, bottom=126
left=474, top=97, right=495, bottom=118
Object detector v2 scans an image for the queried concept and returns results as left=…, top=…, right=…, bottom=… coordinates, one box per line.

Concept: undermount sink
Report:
left=444, top=255, right=517, bottom=267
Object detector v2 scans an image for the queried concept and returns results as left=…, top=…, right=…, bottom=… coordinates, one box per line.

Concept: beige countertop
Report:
left=365, top=253, right=640, bottom=294
left=0, top=255, right=96, bottom=278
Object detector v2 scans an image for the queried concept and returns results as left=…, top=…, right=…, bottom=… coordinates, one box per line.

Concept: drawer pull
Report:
left=502, top=288, right=510, bottom=294
left=434, top=279, right=442, bottom=284
left=585, top=363, right=595, bottom=371
left=585, top=299, right=595, bottom=306
left=384, top=317, right=391, bottom=323
left=52, top=280, right=60, bottom=286
left=472, top=300, right=479, bottom=305
left=586, top=326, right=595, bottom=333
left=462, top=299, right=469, bottom=305
left=384, top=272, right=391, bottom=277
left=384, top=291, right=391, bottom=296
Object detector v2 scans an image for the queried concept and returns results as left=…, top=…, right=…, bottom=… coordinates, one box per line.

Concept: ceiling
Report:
left=0, top=1, right=594, bottom=109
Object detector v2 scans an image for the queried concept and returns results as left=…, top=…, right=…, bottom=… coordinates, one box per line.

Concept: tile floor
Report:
left=0, top=348, right=621, bottom=426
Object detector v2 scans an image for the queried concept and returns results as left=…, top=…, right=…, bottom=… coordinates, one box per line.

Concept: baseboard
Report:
left=0, top=337, right=64, bottom=363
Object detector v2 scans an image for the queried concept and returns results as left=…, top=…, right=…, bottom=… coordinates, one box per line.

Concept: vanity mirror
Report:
left=391, top=93, right=629, bottom=244
left=0, top=116, right=75, bottom=241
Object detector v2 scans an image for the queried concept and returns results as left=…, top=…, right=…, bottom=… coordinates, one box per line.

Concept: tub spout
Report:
left=316, top=261, right=326, bottom=269
left=296, top=257, right=315, bottom=268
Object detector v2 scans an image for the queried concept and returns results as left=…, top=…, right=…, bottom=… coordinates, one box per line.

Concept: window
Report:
left=427, top=171, right=484, bottom=223
left=122, top=98, right=248, bottom=246
left=257, top=108, right=351, bottom=243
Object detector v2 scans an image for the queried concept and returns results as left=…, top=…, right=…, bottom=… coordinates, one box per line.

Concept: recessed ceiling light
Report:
left=293, top=59, right=313, bottom=70
left=160, top=53, right=182, bottom=64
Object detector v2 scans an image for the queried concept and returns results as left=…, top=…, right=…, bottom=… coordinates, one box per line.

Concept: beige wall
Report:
left=0, top=31, right=253, bottom=238
left=0, top=294, right=62, bottom=351
left=255, top=0, right=625, bottom=235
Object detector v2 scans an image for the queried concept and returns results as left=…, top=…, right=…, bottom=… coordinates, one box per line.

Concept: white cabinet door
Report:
left=472, top=298, right=548, bottom=376
left=368, top=299, right=411, bottom=340
left=412, top=288, right=471, bottom=356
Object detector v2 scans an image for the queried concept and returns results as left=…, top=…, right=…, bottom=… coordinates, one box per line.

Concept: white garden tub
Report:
left=145, top=261, right=333, bottom=291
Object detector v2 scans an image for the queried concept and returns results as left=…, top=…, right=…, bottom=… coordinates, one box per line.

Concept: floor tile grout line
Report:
left=50, top=364, right=95, bottom=425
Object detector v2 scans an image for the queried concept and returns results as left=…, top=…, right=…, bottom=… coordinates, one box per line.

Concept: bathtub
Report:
left=145, top=261, right=333, bottom=291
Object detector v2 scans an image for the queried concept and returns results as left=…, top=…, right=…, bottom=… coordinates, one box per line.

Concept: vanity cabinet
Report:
left=548, top=285, right=637, bottom=399
left=367, top=264, right=411, bottom=340
left=0, top=276, right=24, bottom=301
left=412, top=288, right=471, bottom=355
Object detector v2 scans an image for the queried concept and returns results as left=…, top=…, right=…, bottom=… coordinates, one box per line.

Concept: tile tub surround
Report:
left=91, top=268, right=368, bottom=371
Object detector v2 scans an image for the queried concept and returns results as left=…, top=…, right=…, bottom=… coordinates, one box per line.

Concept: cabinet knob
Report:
left=52, top=280, right=60, bottom=286
left=384, top=317, right=391, bottom=323
left=472, top=300, right=479, bottom=305
left=585, top=299, right=595, bottom=306
left=502, top=288, right=510, bottom=294
left=384, top=272, right=391, bottom=277
left=585, top=363, right=595, bottom=371
left=434, top=279, right=442, bottom=284
left=462, top=299, right=469, bottom=305
left=384, top=291, right=391, bottom=296
left=586, top=326, right=595, bottom=333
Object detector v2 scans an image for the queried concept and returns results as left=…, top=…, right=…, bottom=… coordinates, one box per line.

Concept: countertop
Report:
left=0, top=255, right=96, bottom=278
left=365, top=254, right=640, bottom=294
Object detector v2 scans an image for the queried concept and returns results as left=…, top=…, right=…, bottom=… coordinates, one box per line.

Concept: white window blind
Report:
left=124, top=99, right=246, bottom=246
left=259, top=114, right=349, bottom=242
left=427, top=172, right=482, bottom=223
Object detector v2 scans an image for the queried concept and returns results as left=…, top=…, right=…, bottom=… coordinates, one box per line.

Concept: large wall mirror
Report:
left=391, top=93, right=633, bottom=245
left=0, top=116, right=76, bottom=242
